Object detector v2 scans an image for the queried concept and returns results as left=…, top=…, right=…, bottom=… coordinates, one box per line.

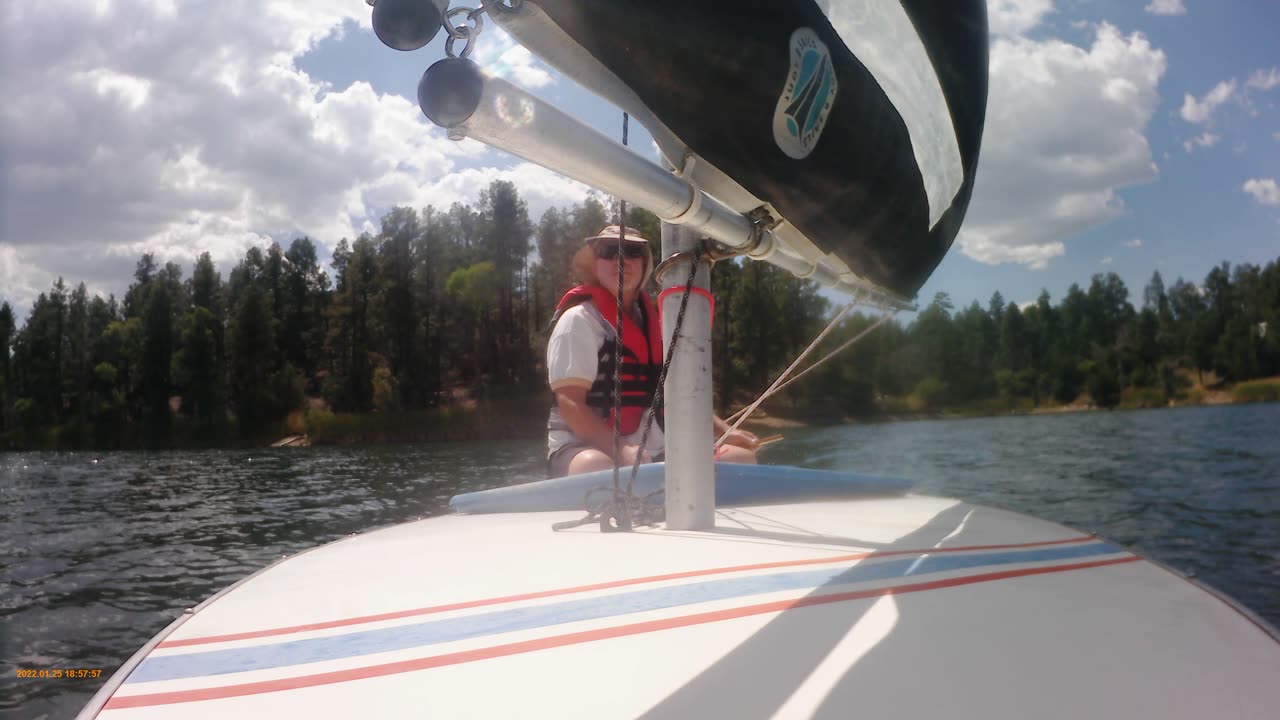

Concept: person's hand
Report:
left=619, top=444, right=652, bottom=465
left=722, top=429, right=760, bottom=450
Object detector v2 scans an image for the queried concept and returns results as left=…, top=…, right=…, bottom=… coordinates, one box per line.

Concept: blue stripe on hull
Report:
left=129, top=541, right=1122, bottom=683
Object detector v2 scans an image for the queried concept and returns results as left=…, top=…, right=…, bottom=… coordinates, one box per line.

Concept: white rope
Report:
left=723, top=310, right=897, bottom=427
left=715, top=294, right=864, bottom=447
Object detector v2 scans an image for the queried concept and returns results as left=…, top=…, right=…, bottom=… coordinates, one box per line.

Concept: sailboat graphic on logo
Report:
left=774, top=28, right=838, bottom=159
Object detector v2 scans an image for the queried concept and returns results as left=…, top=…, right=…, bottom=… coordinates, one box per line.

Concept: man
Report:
left=545, top=225, right=758, bottom=478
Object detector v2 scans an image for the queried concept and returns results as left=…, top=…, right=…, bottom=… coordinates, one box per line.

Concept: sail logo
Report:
left=773, top=28, right=838, bottom=159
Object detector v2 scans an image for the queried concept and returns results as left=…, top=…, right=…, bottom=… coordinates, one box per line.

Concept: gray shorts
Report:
left=547, top=441, right=591, bottom=478
left=547, top=442, right=666, bottom=478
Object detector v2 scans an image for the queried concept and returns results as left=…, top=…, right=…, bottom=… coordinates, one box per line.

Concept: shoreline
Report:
left=740, top=392, right=1276, bottom=432
left=6, top=384, right=1276, bottom=452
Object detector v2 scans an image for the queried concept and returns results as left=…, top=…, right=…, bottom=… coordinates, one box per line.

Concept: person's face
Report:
left=592, top=241, right=647, bottom=293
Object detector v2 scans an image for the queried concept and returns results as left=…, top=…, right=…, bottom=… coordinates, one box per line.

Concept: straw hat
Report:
left=570, top=224, right=655, bottom=287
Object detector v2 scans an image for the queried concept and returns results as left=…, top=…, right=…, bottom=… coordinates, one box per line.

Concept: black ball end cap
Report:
left=372, top=0, right=443, bottom=52
left=419, top=58, right=484, bottom=128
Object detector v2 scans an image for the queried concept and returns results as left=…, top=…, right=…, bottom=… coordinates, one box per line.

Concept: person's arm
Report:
left=555, top=385, right=648, bottom=463
left=713, top=414, right=759, bottom=450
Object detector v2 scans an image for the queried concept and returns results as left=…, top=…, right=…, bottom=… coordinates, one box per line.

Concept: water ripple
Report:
left=4, top=406, right=1279, bottom=718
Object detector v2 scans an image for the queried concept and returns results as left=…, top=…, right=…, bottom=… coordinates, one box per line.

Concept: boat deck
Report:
left=82, top=495, right=1280, bottom=719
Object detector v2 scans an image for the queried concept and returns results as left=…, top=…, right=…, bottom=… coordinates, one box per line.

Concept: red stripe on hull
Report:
left=108, top=554, right=1137, bottom=710
left=161, top=536, right=1097, bottom=648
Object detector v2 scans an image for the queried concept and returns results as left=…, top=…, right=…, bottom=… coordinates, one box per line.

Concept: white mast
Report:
left=659, top=220, right=715, bottom=530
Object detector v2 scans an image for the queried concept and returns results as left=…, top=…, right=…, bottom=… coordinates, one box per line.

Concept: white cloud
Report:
left=0, top=0, right=1181, bottom=303
left=1101, top=256, right=1113, bottom=265
left=958, top=23, right=1166, bottom=270
left=1243, top=178, right=1280, bottom=206
left=1247, top=68, right=1280, bottom=91
left=473, top=27, right=554, bottom=88
left=79, top=68, right=153, bottom=111
left=0, top=246, right=57, bottom=316
left=0, top=0, right=565, bottom=311
left=1180, top=80, right=1236, bottom=124
left=1124, top=238, right=1143, bottom=248
left=403, top=162, right=593, bottom=228
left=1182, top=131, right=1220, bottom=153
left=1144, top=0, right=1187, bottom=16
left=1070, top=20, right=1091, bottom=30
left=103, top=214, right=276, bottom=271
left=987, top=0, right=1054, bottom=36
left=960, top=235, right=1064, bottom=270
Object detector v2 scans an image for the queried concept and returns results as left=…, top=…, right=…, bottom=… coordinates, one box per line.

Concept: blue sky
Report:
left=1, top=0, right=1277, bottom=318
left=911, top=0, right=1280, bottom=312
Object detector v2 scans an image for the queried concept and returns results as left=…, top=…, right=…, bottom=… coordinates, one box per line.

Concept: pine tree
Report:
left=0, top=302, right=14, bottom=434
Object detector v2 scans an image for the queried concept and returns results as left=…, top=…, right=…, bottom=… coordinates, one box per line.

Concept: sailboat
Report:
left=79, top=1, right=1280, bottom=717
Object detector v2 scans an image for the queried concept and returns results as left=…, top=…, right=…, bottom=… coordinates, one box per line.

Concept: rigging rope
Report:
left=555, top=110, right=684, bottom=533
left=608, top=112, right=629, bottom=513
left=552, top=242, right=702, bottom=533
left=627, top=244, right=701, bottom=497
left=723, top=310, right=898, bottom=427
left=716, top=294, right=887, bottom=447
left=561, top=108, right=900, bottom=527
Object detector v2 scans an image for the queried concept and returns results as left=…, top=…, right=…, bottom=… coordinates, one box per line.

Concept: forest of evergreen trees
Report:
left=1, top=179, right=1278, bottom=449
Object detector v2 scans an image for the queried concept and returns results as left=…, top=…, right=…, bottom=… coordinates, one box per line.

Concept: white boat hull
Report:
left=81, top=494, right=1280, bottom=719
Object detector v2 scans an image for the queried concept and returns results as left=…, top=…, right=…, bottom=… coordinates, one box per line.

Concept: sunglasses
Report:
left=594, top=242, right=647, bottom=260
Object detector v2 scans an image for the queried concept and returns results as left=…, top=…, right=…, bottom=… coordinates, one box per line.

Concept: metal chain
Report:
left=555, top=109, right=703, bottom=534
left=607, top=113, right=630, bottom=531
left=440, top=0, right=524, bottom=58
left=442, top=7, right=476, bottom=40
left=627, top=243, right=703, bottom=497
left=442, top=5, right=484, bottom=58
left=553, top=244, right=703, bottom=533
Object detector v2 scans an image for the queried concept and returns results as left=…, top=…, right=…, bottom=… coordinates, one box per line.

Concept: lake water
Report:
left=3, top=403, right=1278, bottom=719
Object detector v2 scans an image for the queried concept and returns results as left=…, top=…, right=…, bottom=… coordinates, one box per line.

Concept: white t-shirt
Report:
left=546, top=300, right=665, bottom=457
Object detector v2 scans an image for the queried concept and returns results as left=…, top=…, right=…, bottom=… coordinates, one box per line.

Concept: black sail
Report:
left=522, top=0, right=988, bottom=298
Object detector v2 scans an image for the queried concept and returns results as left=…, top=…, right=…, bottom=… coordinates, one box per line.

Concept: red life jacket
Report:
left=551, top=284, right=663, bottom=434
